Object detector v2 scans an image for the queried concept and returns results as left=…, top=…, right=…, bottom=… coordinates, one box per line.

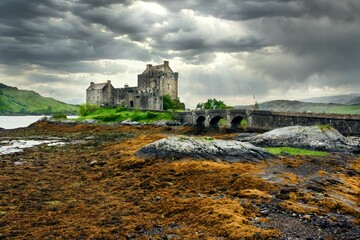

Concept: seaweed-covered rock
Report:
left=137, top=136, right=273, bottom=163
left=240, top=125, right=359, bottom=153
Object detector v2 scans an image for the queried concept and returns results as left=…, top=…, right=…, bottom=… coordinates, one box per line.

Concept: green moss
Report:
left=318, top=124, right=334, bottom=132
left=265, top=147, right=328, bottom=156
left=202, top=137, right=214, bottom=141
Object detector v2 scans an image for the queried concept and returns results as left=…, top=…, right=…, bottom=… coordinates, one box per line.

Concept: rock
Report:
left=89, top=160, right=98, bottom=166
left=89, top=160, right=106, bottom=166
left=121, top=119, right=140, bottom=125
left=238, top=133, right=259, bottom=139
left=84, top=119, right=97, bottom=124
left=136, top=136, right=274, bottom=163
left=154, top=120, right=181, bottom=126
left=240, top=125, right=357, bottom=152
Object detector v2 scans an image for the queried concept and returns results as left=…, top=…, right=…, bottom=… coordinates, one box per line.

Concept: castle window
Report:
left=167, top=83, right=170, bottom=90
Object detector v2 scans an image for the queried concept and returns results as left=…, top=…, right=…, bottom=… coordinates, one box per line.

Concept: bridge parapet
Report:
left=249, top=110, right=360, bottom=135
left=178, top=109, right=360, bottom=135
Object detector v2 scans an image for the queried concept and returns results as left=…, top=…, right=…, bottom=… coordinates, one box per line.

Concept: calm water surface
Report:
left=0, top=116, right=78, bottom=129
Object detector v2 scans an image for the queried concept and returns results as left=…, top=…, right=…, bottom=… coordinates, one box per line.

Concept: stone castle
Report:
left=86, top=61, right=178, bottom=110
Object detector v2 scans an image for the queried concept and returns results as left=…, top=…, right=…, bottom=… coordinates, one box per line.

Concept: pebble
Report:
left=89, top=160, right=98, bottom=166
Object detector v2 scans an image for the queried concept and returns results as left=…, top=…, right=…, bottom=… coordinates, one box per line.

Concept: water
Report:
left=0, top=115, right=78, bottom=129
left=0, top=139, right=64, bottom=155
left=0, top=116, right=47, bottom=129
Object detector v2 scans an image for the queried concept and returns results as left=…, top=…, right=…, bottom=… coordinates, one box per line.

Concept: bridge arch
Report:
left=230, top=115, right=246, bottom=129
left=209, top=115, right=224, bottom=130
left=196, top=115, right=206, bottom=127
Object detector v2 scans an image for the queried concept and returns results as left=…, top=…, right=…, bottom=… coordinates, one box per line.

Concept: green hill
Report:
left=0, top=83, right=78, bottom=115
left=235, top=100, right=360, bottom=114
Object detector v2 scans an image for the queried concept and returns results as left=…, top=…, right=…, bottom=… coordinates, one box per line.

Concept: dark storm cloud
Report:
left=0, top=0, right=359, bottom=105
left=155, top=0, right=360, bottom=22
left=77, top=0, right=132, bottom=8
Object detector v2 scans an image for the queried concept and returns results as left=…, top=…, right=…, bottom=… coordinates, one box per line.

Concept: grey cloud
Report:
left=180, top=69, right=269, bottom=98
left=154, top=0, right=304, bottom=20
left=0, top=0, right=360, bottom=105
left=245, top=14, right=360, bottom=84
left=154, top=0, right=360, bottom=22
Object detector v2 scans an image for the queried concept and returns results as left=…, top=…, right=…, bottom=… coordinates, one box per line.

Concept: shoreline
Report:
left=0, top=122, right=359, bottom=239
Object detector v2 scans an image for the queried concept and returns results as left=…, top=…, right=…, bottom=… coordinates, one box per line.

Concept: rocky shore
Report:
left=240, top=125, right=360, bottom=153
left=0, top=121, right=359, bottom=239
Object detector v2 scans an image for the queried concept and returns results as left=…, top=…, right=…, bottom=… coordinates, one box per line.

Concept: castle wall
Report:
left=161, top=77, right=178, bottom=99
left=87, top=61, right=178, bottom=111
left=86, top=82, right=114, bottom=106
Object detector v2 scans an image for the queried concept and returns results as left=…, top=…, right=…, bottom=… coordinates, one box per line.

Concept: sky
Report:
left=0, top=0, right=359, bottom=109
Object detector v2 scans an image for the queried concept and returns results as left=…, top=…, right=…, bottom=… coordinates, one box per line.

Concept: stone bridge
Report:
left=178, top=109, right=360, bottom=136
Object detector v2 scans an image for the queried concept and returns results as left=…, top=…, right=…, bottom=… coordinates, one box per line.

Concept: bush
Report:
left=163, top=95, right=185, bottom=111
left=51, top=113, right=67, bottom=120
left=116, top=105, right=127, bottom=112
left=78, top=104, right=99, bottom=116
left=93, top=114, right=119, bottom=122
left=196, top=98, right=231, bottom=110
left=146, top=112, right=158, bottom=119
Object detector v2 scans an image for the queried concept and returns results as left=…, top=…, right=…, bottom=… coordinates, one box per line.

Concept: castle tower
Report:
left=160, top=60, right=178, bottom=100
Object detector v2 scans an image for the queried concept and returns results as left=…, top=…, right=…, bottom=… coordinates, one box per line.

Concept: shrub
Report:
left=51, top=113, right=67, bottom=120
left=78, top=104, right=99, bottom=116
left=116, top=105, right=127, bottom=112
left=163, top=95, right=185, bottom=110
left=93, top=114, right=119, bottom=122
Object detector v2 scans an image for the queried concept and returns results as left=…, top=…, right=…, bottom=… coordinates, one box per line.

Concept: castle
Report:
left=86, top=61, right=178, bottom=110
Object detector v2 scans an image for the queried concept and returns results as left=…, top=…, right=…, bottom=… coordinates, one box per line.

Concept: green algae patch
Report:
left=265, top=147, right=328, bottom=156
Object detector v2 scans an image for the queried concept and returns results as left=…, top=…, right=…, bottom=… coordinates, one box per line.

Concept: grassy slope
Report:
left=0, top=87, right=78, bottom=115
left=78, top=107, right=177, bottom=123
left=257, top=100, right=360, bottom=114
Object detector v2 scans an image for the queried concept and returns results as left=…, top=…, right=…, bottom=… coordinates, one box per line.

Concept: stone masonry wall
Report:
left=178, top=110, right=360, bottom=136
left=249, top=110, right=360, bottom=136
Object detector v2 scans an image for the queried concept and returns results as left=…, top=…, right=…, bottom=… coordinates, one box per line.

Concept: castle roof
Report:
left=141, top=61, right=174, bottom=75
left=91, top=83, right=107, bottom=89
left=87, top=82, right=112, bottom=91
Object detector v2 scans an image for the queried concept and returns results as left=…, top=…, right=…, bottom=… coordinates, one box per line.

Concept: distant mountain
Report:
left=234, top=100, right=360, bottom=115
left=0, top=83, right=78, bottom=115
left=301, top=93, right=360, bottom=104
left=346, top=96, right=360, bottom=105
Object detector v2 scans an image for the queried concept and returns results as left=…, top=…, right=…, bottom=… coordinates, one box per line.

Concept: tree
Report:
left=196, top=103, right=204, bottom=110
left=163, top=95, right=185, bottom=111
left=196, top=98, right=231, bottom=110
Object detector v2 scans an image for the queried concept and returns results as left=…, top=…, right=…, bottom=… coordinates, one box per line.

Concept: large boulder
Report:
left=240, top=125, right=359, bottom=152
left=136, top=136, right=274, bottom=163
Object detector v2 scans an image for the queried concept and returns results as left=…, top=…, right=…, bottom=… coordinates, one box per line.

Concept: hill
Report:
left=235, top=100, right=360, bottom=114
left=301, top=93, right=360, bottom=104
left=346, top=96, right=360, bottom=105
left=0, top=83, right=78, bottom=115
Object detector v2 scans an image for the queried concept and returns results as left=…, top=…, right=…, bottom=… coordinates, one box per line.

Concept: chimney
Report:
left=124, top=84, right=129, bottom=88
left=107, top=80, right=111, bottom=84
left=164, top=61, right=169, bottom=71
left=146, top=64, right=152, bottom=69
left=90, top=82, right=94, bottom=87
